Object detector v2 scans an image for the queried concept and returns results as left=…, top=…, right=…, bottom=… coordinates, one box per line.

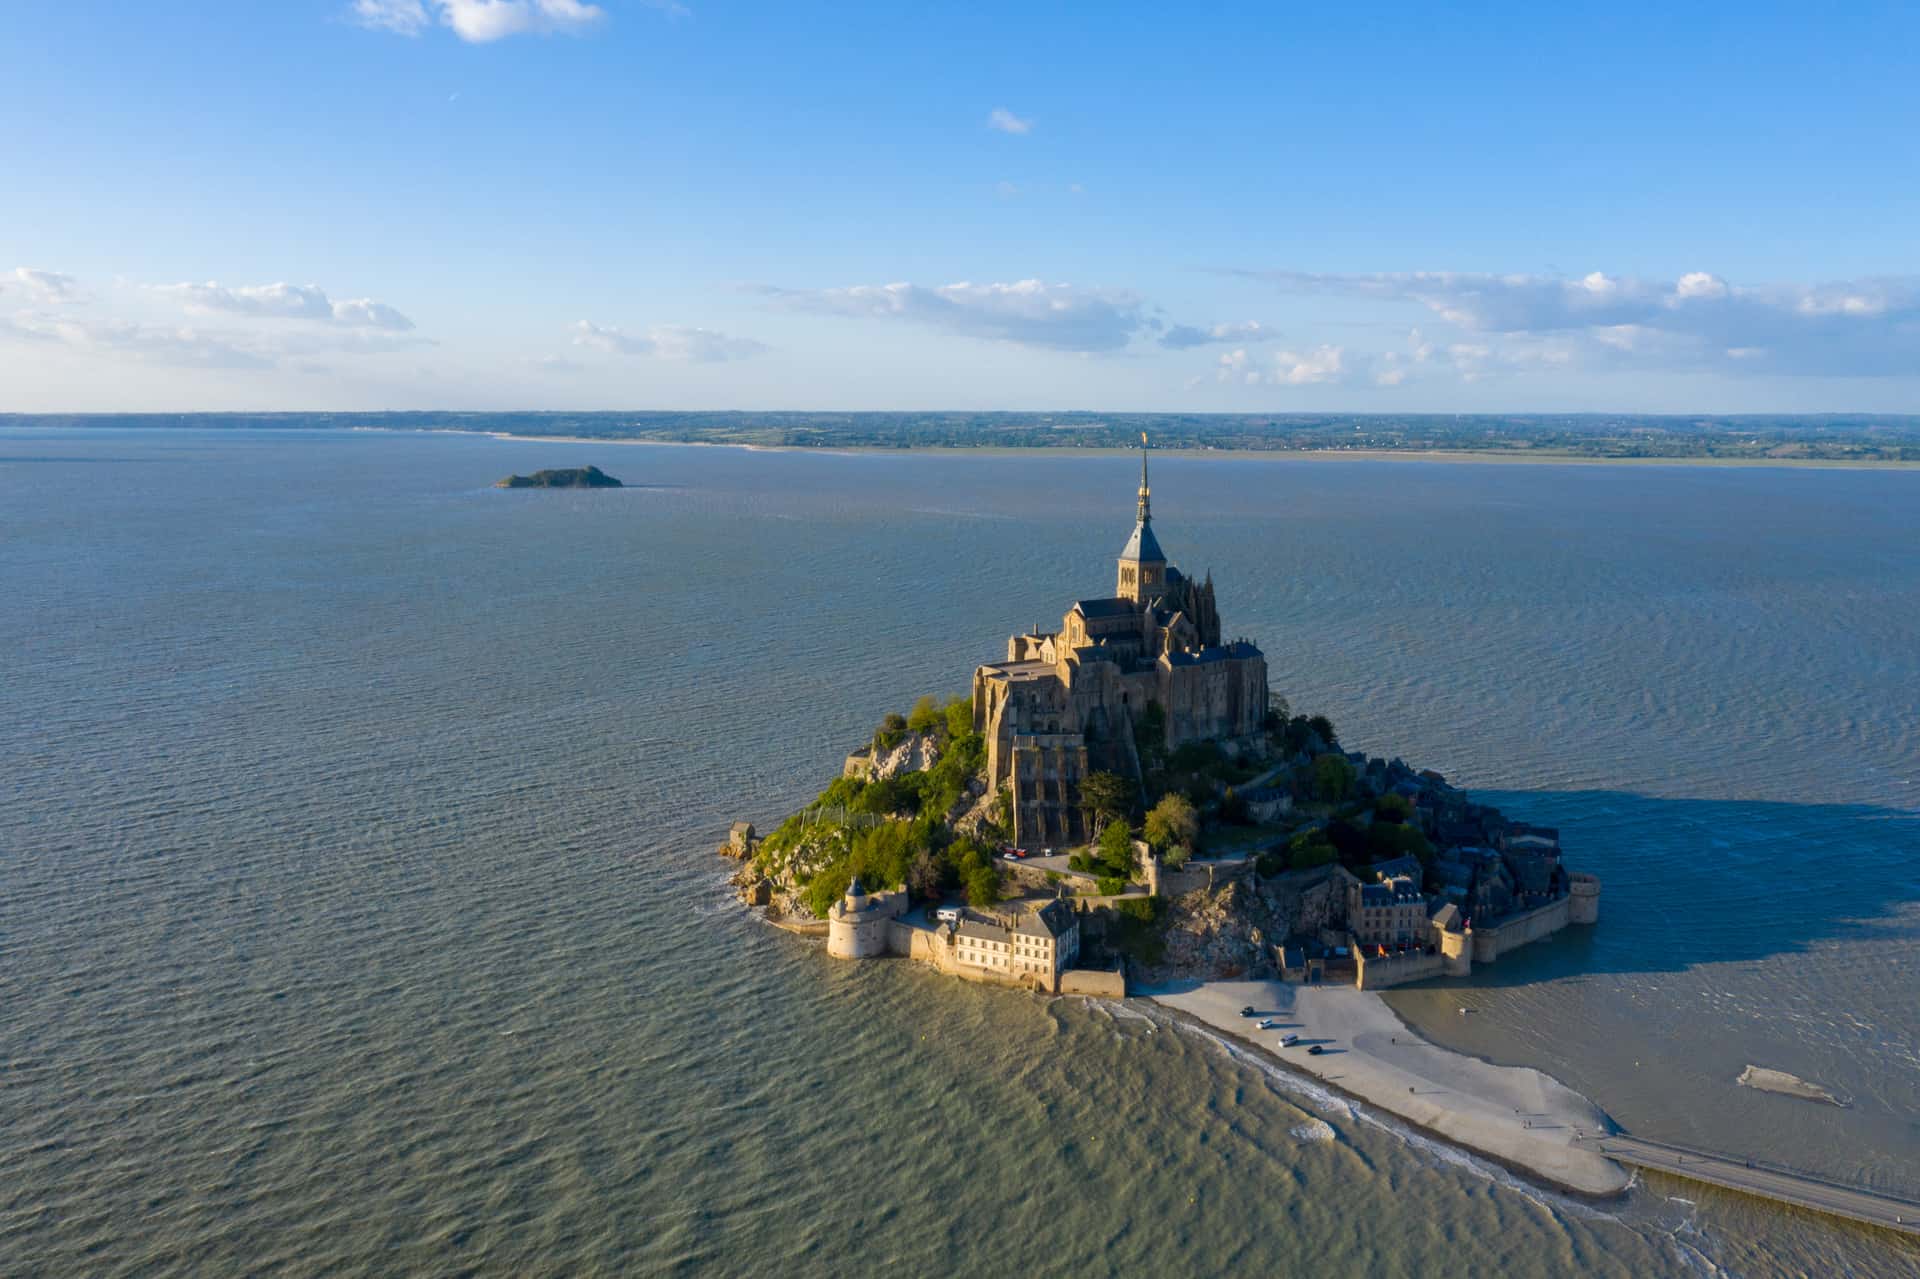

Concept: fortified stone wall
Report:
left=1354, top=948, right=1449, bottom=990
left=1472, top=895, right=1571, bottom=963
left=1569, top=873, right=1601, bottom=924
left=828, top=889, right=908, bottom=959
left=1059, top=968, right=1126, bottom=998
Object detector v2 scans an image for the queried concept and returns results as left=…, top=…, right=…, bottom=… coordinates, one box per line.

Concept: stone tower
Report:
left=826, top=877, right=892, bottom=958
left=1115, top=437, right=1167, bottom=602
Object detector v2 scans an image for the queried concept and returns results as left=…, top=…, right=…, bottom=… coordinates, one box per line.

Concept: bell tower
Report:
left=1116, top=433, right=1167, bottom=602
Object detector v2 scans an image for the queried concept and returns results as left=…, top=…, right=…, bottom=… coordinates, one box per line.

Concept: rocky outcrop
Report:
left=1738, top=1065, right=1846, bottom=1106
left=865, top=732, right=938, bottom=782
left=496, top=465, right=622, bottom=488
left=1146, top=880, right=1278, bottom=980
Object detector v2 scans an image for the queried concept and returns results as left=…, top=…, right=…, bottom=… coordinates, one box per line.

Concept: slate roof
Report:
left=1072, top=597, right=1138, bottom=620
left=1014, top=898, right=1076, bottom=939
left=954, top=915, right=1008, bottom=942
left=1118, top=518, right=1165, bottom=563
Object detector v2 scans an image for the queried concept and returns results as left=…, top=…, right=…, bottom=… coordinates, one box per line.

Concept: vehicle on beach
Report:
left=1307, top=1045, right=1325, bottom=1056
left=1240, top=1006, right=1257, bottom=1017
left=1279, top=1033, right=1300, bottom=1047
left=1257, top=1018, right=1278, bottom=1029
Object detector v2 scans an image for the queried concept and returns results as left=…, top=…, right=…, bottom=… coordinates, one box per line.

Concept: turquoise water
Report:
left=2, top=426, right=1916, bottom=1276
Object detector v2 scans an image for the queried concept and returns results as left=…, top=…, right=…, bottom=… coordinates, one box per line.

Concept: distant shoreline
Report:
left=349, top=426, right=1920, bottom=471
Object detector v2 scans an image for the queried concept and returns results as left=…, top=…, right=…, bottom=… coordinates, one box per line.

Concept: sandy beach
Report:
left=1150, top=980, right=1631, bottom=1196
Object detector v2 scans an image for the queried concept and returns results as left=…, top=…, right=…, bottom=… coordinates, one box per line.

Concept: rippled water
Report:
left=2, top=426, right=1917, bottom=1277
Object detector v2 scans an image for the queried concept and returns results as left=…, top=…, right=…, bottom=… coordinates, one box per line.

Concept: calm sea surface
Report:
left=2, top=426, right=1917, bottom=1277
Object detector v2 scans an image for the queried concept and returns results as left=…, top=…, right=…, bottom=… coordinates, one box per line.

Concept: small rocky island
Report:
left=495, top=465, right=622, bottom=488
left=724, top=446, right=1599, bottom=997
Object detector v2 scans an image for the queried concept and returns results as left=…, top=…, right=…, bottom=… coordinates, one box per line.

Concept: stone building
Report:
left=952, top=899, right=1081, bottom=990
left=827, top=878, right=905, bottom=958
left=971, top=447, right=1268, bottom=846
left=1348, top=872, right=1428, bottom=948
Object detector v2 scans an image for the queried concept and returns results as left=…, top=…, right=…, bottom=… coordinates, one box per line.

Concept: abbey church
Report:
left=971, top=448, right=1268, bottom=846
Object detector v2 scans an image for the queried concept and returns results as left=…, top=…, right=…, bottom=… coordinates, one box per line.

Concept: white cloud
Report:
left=572, top=320, right=767, bottom=362
left=329, top=298, right=416, bottom=330
left=352, top=0, right=430, bottom=34
left=1158, top=319, right=1267, bottom=349
left=352, top=0, right=608, bottom=42
left=11, top=268, right=85, bottom=303
left=1216, top=344, right=1349, bottom=387
left=1234, top=267, right=1920, bottom=378
left=2, top=312, right=272, bottom=369
left=1675, top=271, right=1727, bottom=300
left=154, top=281, right=416, bottom=331
left=987, top=107, right=1033, bottom=135
left=761, top=279, right=1150, bottom=352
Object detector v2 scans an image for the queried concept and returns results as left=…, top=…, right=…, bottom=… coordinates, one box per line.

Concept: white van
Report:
left=935, top=906, right=960, bottom=924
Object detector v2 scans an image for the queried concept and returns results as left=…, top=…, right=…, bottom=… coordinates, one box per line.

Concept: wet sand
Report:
left=1150, top=979, right=1631, bottom=1196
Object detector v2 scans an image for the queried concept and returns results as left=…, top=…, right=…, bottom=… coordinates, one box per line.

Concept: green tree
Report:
left=1080, top=771, right=1133, bottom=829
left=1375, top=792, right=1414, bottom=823
left=1144, top=794, right=1199, bottom=860
left=1307, top=715, right=1339, bottom=750
left=803, top=863, right=855, bottom=918
left=907, top=695, right=943, bottom=736
left=1098, top=820, right=1136, bottom=878
left=1290, top=842, right=1337, bottom=870
left=874, top=711, right=909, bottom=752
left=943, top=696, right=973, bottom=740
left=1367, top=820, right=1434, bottom=863
left=906, top=849, right=946, bottom=900
left=1311, top=753, right=1356, bottom=803
left=965, top=865, right=1001, bottom=908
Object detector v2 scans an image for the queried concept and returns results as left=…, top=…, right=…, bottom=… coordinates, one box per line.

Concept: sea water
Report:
left=2, top=425, right=1916, bottom=1277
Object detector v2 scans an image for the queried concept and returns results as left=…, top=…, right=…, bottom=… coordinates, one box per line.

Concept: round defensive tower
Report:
left=826, top=877, right=891, bottom=959
left=1568, top=873, right=1601, bottom=925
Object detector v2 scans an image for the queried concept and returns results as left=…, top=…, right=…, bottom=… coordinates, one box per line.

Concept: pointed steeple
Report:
left=1137, top=431, right=1152, bottom=525
left=1117, top=432, right=1166, bottom=600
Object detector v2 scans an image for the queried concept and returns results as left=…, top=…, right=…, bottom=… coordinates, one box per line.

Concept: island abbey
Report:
left=972, top=447, right=1267, bottom=847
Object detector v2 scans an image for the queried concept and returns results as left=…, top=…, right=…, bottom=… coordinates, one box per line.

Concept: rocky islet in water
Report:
left=495, top=465, right=622, bottom=488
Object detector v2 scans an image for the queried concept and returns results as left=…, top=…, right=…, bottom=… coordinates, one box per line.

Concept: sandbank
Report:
left=1149, top=979, right=1630, bottom=1196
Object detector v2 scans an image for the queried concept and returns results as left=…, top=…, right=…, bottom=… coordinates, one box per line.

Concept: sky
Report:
left=2, top=0, right=1917, bottom=413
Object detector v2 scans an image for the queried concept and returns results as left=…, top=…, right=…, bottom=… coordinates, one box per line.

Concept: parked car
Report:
left=1307, top=1044, right=1325, bottom=1056
left=935, top=907, right=960, bottom=924
left=1279, top=1033, right=1300, bottom=1047
left=1240, top=1006, right=1257, bottom=1017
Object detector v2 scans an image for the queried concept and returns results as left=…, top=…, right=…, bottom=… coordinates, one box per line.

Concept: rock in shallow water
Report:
left=1737, top=1064, right=1846, bottom=1106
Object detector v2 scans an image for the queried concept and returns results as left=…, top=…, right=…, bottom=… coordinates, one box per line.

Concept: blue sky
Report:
left=3, top=0, right=1917, bottom=412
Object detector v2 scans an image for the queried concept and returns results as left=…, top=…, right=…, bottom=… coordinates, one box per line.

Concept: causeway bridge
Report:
left=1573, top=1132, right=1920, bottom=1238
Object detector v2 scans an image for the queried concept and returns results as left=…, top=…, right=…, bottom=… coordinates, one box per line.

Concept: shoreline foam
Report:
left=1148, top=979, right=1631, bottom=1197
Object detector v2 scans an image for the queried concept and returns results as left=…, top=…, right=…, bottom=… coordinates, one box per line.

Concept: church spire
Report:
left=1116, top=432, right=1166, bottom=601
left=1137, top=431, right=1152, bottom=524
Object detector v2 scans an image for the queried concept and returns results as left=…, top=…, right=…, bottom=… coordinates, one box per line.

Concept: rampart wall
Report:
left=1473, top=895, right=1571, bottom=963
left=1353, top=948, right=1448, bottom=990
